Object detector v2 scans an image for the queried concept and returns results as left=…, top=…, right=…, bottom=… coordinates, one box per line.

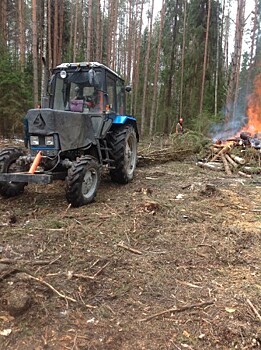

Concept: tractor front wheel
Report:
left=0, top=147, right=28, bottom=197
left=108, top=125, right=137, bottom=184
left=65, top=156, right=101, bottom=207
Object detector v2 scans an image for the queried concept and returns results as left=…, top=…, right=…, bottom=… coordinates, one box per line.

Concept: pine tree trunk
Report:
left=232, top=0, right=246, bottom=119
left=18, top=0, right=25, bottom=72
left=96, top=0, right=102, bottom=61
left=164, top=0, right=179, bottom=134
left=214, top=0, right=221, bottom=116
left=179, top=0, right=187, bottom=120
left=32, top=0, right=39, bottom=107
left=0, top=0, right=7, bottom=46
left=226, top=0, right=245, bottom=121
left=86, top=0, right=93, bottom=61
left=149, top=0, right=165, bottom=136
left=141, top=0, right=154, bottom=136
left=111, top=0, right=118, bottom=70
left=53, top=0, right=59, bottom=67
left=126, top=0, right=133, bottom=83
left=48, top=0, right=52, bottom=68
left=133, top=0, right=145, bottom=117
left=58, top=0, right=64, bottom=65
left=73, top=0, right=79, bottom=61
left=199, top=0, right=211, bottom=115
left=246, top=0, right=258, bottom=96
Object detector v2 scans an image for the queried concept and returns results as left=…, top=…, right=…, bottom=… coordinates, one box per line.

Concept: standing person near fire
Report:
left=176, top=117, right=184, bottom=134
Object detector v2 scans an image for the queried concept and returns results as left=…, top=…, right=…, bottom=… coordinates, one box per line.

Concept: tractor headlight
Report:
left=45, top=136, right=54, bottom=146
left=30, top=136, right=39, bottom=145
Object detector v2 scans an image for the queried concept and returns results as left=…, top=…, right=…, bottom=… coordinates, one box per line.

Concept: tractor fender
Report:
left=112, top=115, right=139, bottom=141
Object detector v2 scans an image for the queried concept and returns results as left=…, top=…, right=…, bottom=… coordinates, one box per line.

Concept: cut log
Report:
left=230, top=154, right=246, bottom=165
left=197, top=162, right=223, bottom=171
left=210, top=144, right=232, bottom=162
left=225, top=154, right=238, bottom=168
left=221, top=154, right=232, bottom=175
left=242, top=166, right=261, bottom=175
left=238, top=171, right=252, bottom=178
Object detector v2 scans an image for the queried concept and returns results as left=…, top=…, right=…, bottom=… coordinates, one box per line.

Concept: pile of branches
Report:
left=197, top=142, right=261, bottom=177
left=138, top=131, right=210, bottom=166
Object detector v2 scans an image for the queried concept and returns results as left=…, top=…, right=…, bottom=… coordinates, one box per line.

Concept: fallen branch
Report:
left=26, top=273, right=77, bottom=303
left=117, top=242, right=143, bottom=255
left=0, top=256, right=61, bottom=266
left=0, top=269, right=77, bottom=304
left=246, top=298, right=261, bottom=322
left=139, top=299, right=215, bottom=322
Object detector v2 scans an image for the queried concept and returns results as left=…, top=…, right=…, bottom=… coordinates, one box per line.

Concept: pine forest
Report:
left=0, top=0, right=260, bottom=139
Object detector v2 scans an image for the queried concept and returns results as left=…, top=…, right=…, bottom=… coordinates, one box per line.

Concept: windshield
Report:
left=53, top=70, right=104, bottom=113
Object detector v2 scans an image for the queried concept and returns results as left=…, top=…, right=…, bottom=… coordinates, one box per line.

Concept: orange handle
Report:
left=29, top=151, right=42, bottom=174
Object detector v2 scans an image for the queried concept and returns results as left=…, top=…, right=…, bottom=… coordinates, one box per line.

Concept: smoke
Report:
left=210, top=110, right=247, bottom=142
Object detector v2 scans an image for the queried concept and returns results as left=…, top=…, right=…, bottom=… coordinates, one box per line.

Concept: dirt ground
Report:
left=0, top=139, right=260, bottom=350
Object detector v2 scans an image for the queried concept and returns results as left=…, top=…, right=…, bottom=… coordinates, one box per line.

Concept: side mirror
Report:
left=125, top=85, right=132, bottom=92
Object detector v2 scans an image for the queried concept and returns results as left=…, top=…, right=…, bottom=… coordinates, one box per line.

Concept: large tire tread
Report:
left=107, top=125, right=137, bottom=184
left=65, top=156, right=101, bottom=207
left=0, top=147, right=28, bottom=198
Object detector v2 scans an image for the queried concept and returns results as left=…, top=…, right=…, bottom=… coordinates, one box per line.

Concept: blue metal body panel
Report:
left=112, top=115, right=136, bottom=125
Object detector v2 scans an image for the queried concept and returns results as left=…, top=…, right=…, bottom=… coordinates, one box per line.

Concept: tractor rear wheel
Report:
left=108, top=125, right=137, bottom=184
left=65, top=156, right=101, bottom=207
left=0, top=147, right=28, bottom=197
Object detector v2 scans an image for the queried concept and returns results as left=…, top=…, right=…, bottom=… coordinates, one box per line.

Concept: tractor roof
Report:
left=55, top=62, right=122, bottom=80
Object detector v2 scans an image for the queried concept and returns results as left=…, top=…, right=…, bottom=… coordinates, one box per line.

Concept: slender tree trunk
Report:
left=86, top=0, right=93, bottom=61
left=232, top=0, right=246, bottom=119
left=0, top=0, right=7, bottom=48
left=18, top=0, right=25, bottom=72
left=225, top=0, right=245, bottom=120
left=141, top=0, right=154, bottom=136
left=149, top=0, right=165, bottom=135
left=57, top=0, right=64, bottom=65
left=126, top=0, right=133, bottom=82
left=96, top=0, right=102, bottom=61
left=53, top=0, right=59, bottom=67
left=214, top=0, right=221, bottom=116
left=133, top=0, right=144, bottom=115
left=246, top=0, right=258, bottom=96
left=48, top=0, right=52, bottom=68
left=73, top=0, right=79, bottom=61
left=41, top=0, right=48, bottom=97
left=199, top=0, right=211, bottom=114
left=111, top=0, right=118, bottom=70
left=32, top=0, right=39, bottom=106
left=179, top=0, right=187, bottom=119
left=164, top=0, right=179, bottom=134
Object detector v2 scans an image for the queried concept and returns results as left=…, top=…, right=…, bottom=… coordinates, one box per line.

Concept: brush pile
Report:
left=138, top=131, right=209, bottom=166
left=197, top=132, right=261, bottom=177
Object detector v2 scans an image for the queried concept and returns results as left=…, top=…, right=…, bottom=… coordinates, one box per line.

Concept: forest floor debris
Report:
left=0, top=137, right=260, bottom=350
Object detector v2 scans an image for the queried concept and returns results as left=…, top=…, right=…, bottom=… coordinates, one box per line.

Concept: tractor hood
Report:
left=25, top=108, right=96, bottom=151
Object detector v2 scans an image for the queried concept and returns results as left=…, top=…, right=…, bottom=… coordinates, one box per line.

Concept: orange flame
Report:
left=241, top=73, right=261, bottom=135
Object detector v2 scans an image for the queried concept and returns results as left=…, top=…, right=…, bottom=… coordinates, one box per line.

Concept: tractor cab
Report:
left=43, top=62, right=127, bottom=116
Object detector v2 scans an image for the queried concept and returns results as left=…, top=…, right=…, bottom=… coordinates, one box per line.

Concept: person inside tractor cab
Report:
left=73, top=86, right=83, bottom=100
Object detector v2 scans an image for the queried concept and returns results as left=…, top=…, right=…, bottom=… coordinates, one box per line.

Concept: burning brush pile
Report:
left=198, top=132, right=261, bottom=177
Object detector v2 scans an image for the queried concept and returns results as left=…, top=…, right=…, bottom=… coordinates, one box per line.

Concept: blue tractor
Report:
left=0, top=62, right=139, bottom=207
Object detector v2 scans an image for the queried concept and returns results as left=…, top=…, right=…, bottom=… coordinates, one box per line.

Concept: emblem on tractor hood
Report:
left=33, top=113, right=46, bottom=129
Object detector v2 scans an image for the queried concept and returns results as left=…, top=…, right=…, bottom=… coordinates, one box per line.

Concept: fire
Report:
left=241, top=73, right=261, bottom=135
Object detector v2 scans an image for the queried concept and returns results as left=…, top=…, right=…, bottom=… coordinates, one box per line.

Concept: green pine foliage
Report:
left=0, top=51, right=33, bottom=138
